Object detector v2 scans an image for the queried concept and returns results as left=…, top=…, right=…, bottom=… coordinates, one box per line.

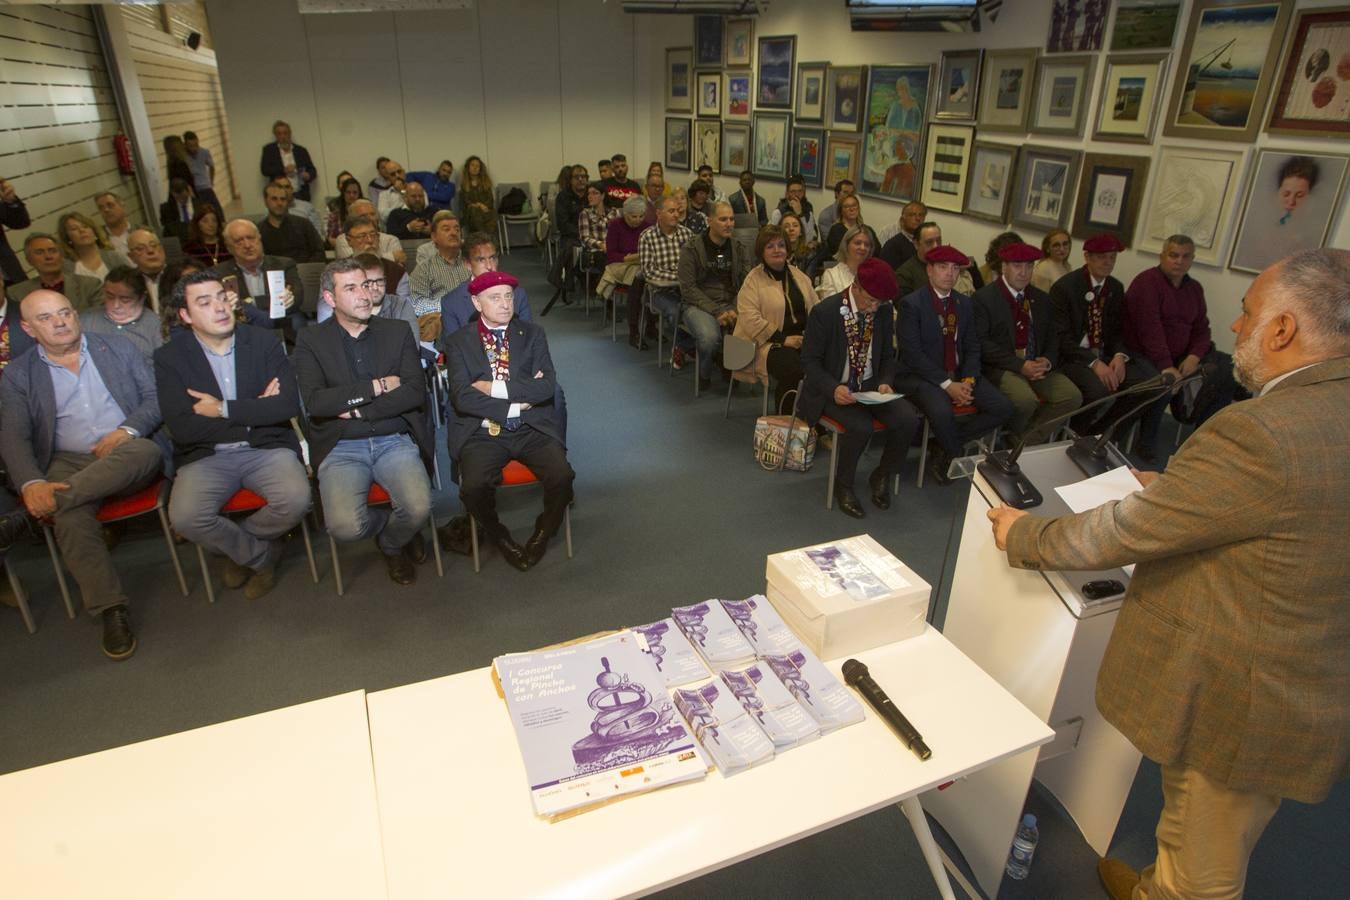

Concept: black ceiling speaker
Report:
left=186, top=31, right=202, bottom=51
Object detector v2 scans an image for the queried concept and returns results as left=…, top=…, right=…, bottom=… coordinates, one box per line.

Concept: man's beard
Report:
left=1232, top=311, right=1275, bottom=393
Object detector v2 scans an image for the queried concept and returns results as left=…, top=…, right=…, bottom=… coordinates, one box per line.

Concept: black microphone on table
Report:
left=842, top=659, right=931, bottom=761
left=1065, top=366, right=1207, bottom=478
left=977, top=370, right=1181, bottom=509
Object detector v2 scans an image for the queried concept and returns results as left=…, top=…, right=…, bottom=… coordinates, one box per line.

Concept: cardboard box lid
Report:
left=766, top=534, right=930, bottom=623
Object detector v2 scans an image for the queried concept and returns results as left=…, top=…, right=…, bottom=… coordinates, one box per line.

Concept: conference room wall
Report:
left=639, top=0, right=1350, bottom=354
left=208, top=0, right=648, bottom=210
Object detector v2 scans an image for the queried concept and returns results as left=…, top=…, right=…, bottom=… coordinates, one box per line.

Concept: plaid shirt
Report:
left=409, top=250, right=471, bottom=315
left=639, top=223, right=693, bottom=286
left=579, top=207, right=618, bottom=251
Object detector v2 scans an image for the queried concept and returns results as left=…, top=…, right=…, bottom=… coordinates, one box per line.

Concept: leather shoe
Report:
left=101, top=604, right=136, bottom=661
left=221, top=556, right=251, bottom=590
left=928, top=446, right=953, bottom=486
left=403, top=531, right=428, bottom=564
left=869, top=469, right=891, bottom=510
left=383, top=549, right=416, bottom=585
left=523, top=527, right=549, bottom=567
left=0, top=508, right=33, bottom=551
left=495, top=532, right=530, bottom=572
left=436, top=516, right=477, bottom=556
left=837, top=487, right=865, bottom=519
left=1097, top=857, right=1141, bottom=900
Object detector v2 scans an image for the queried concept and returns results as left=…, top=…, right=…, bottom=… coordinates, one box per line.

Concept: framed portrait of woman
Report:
left=1228, top=148, right=1349, bottom=273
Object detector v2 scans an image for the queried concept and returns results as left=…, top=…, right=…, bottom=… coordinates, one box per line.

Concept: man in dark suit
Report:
left=897, top=244, right=1014, bottom=484
left=0, top=289, right=164, bottom=660
left=990, top=250, right=1350, bottom=900
left=213, top=219, right=305, bottom=334
left=5, top=234, right=101, bottom=310
left=259, top=120, right=317, bottom=202
left=444, top=271, right=573, bottom=570
left=293, top=259, right=432, bottom=585
left=799, top=258, right=921, bottom=519
left=257, top=180, right=326, bottom=263
left=1048, top=234, right=1157, bottom=435
left=877, top=200, right=927, bottom=270
left=728, top=170, right=768, bottom=225
left=159, top=178, right=196, bottom=245
left=154, top=271, right=312, bottom=601
left=972, top=241, right=1081, bottom=443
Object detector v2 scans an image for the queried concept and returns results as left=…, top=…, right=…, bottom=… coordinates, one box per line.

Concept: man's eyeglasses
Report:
left=361, top=279, right=386, bottom=291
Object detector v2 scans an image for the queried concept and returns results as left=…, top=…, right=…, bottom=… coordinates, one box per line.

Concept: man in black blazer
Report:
left=259, top=120, right=317, bottom=202
left=799, top=258, right=921, bottom=519
left=294, top=259, right=432, bottom=585
left=154, top=271, right=312, bottom=600
left=897, top=244, right=1014, bottom=484
left=1049, top=234, right=1157, bottom=434
left=213, top=219, right=305, bottom=335
left=444, top=271, right=573, bottom=570
left=158, top=178, right=196, bottom=245
left=728, top=170, right=768, bottom=225
left=972, top=241, right=1081, bottom=443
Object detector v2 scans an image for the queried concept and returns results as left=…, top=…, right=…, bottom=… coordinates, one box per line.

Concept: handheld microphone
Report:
left=842, top=659, right=931, bottom=761
left=1066, top=368, right=1205, bottom=477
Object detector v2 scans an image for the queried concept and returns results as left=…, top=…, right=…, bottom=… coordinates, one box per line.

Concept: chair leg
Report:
left=693, top=346, right=701, bottom=398
left=469, top=513, right=481, bottom=574
left=300, top=517, right=319, bottom=584
left=564, top=506, right=573, bottom=559
left=826, top=432, right=839, bottom=509
left=6, top=560, right=36, bottom=634
left=917, top=419, right=930, bottom=488
left=158, top=507, right=189, bottom=597
left=328, top=533, right=345, bottom=596
left=42, top=525, right=76, bottom=620
left=428, top=519, right=444, bottom=577
left=195, top=544, right=216, bottom=605
left=762, top=379, right=770, bottom=417
left=724, top=379, right=735, bottom=418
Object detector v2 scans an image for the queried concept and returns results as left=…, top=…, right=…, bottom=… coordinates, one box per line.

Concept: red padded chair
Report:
left=192, top=488, right=319, bottom=604
left=325, top=483, right=443, bottom=596
left=816, top=416, right=901, bottom=511
left=467, top=460, right=573, bottom=573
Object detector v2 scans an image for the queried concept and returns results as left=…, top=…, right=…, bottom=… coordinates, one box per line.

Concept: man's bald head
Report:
left=224, top=218, right=263, bottom=266
left=19, top=289, right=81, bottom=354
left=349, top=199, right=377, bottom=220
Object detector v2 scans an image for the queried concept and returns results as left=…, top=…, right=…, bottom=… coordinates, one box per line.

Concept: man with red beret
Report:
left=443, top=270, right=573, bottom=569
left=1049, top=234, right=1158, bottom=435
left=972, top=241, right=1082, bottom=442
left=898, top=244, right=1014, bottom=485
left=799, top=257, right=922, bottom=518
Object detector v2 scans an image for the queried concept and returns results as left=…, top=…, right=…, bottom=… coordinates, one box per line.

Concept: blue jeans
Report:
left=170, top=446, right=312, bottom=569
left=649, top=287, right=683, bottom=345
left=318, top=433, right=431, bottom=554
left=680, top=306, right=724, bottom=378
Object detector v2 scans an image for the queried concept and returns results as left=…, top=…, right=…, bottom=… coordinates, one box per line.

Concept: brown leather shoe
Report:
left=1097, top=857, right=1140, bottom=900
left=221, top=557, right=251, bottom=590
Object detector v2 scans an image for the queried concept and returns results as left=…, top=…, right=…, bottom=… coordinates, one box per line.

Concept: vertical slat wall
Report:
left=0, top=3, right=146, bottom=273
left=118, top=1, right=238, bottom=209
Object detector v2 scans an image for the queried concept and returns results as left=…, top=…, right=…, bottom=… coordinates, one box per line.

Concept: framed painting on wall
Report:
left=665, top=118, right=692, bottom=172
left=1010, top=144, right=1082, bottom=231
left=1266, top=6, right=1350, bottom=137
left=824, top=133, right=863, bottom=188
left=977, top=47, right=1038, bottom=132
left=1138, top=144, right=1247, bottom=264
left=858, top=64, right=934, bottom=202
left=1046, top=0, right=1110, bottom=53
left=935, top=49, right=982, bottom=120
left=1093, top=53, right=1168, bottom=143
left=666, top=47, right=693, bottom=113
left=964, top=141, right=1021, bottom=224
left=756, top=35, right=796, bottom=110
left=694, top=15, right=724, bottom=67
left=919, top=123, right=975, bottom=213
left=1228, top=148, right=1349, bottom=273
left=1029, top=54, right=1096, bottom=137
left=793, top=127, right=825, bottom=188
left=796, top=62, right=828, bottom=122
left=751, top=111, right=791, bottom=180
left=724, top=69, right=753, bottom=122
left=695, top=120, right=722, bottom=174
left=824, top=65, right=868, bottom=131
left=1162, top=0, right=1294, bottom=143
left=725, top=18, right=754, bottom=67
left=696, top=72, right=721, bottom=118
left=722, top=122, right=752, bottom=174
left=1070, top=153, right=1152, bottom=243
left=1110, top=0, right=1181, bottom=51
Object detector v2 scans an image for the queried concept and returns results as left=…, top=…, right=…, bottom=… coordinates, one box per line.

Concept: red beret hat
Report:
left=1083, top=234, right=1125, bottom=254
left=855, top=257, right=898, bottom=302
left=925, top=244, right=970, bottom=266
left=998, top=242, right=1043, bottom=263
left=468, top=271, right=519, bottom=295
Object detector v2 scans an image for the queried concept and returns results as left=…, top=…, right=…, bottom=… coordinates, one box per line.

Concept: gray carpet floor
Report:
left=1, top=253, right=1343, bottom=898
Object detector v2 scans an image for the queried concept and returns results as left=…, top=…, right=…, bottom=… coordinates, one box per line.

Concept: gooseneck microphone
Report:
left=1066, top=367, right=1206, bottom=477
left=842, top=659, right=931, bottom=761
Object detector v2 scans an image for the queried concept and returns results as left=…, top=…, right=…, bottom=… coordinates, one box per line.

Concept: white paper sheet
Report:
left=851, top=391, right=904, bottom=405
left=1055, top=466, right=1143, bottom=576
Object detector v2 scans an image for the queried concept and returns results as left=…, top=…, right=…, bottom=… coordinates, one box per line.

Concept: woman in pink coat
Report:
left=733, top=224, right=820, bottom=412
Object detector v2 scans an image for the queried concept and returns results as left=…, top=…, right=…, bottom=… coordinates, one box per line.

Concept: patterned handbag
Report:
left=753, top=388, right=816, bottom=472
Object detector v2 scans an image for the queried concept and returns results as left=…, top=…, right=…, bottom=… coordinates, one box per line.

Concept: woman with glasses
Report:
left=1032, top=229, right=1072, bottom=293
left=824, top=194, right=878, bottom=259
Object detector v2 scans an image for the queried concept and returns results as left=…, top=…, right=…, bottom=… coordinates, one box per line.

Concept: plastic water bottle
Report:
left=1005, top=813, right=1039, bottom=880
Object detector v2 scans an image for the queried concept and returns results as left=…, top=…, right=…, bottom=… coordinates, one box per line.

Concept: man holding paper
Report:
left=212, top=219, right=304, bottom=336
left=987, top=249, right=1350, bottom=900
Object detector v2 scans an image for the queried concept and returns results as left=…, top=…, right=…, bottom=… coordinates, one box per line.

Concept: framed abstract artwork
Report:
left=1162, top=0, right=1294, bottom=143
left=935, top=49, right=982, bottom=121
left=694, top=15, right=724, bottom=67
left=665, top=117, right=691, bottom=172
left=795, top=62, right=828, bottom=122
left=1046, top=0, right=1111, bottom=52
left=858, top=63, right=933, bottom=202
left=696, top=72, right=721, bottom=118
left=1228, top=148, right=1349, bottom=273
left=694, top=119, right=722, bottom=174
left=666, top=47, right=692, bottom=113
left=1138, top=144, right=1247, bottom=264
left=792, top=126, right=825, bottom=188
left=1093, top=53, right=1169, bottom=143
left=1110, top=0, right=1181, bottom=51
left=1010, top=144, right=1082, bottom=231
left=1070, top=152, right=1152, bottom=243
left=756, top=35, right=796, bottom=110
left=724, top=69, right=753, bottom=122
left=824, top=133, right=863, bottom=188
left=964, top=141, right=1021, bottom=224
left=751, top=111, right=792, bottom=180
left=1266, top=7, right=1350, bottom=137
left=725, top=18, right=754, bottom=67
left=919, top=123, right=975, bottom=213
left=1029, top=54, right=1096, bottom=137
left=722, top=122, right=752, bottom=173
left=824, top=65, right=868, bottom=131
left=977, top=47, right=1038, bottom=132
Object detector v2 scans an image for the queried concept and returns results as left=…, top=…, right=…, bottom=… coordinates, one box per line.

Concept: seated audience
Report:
left=897, top=244, right=1015, bottom=484
left=340, top=217, right=410, bottom=302
left=0, top=289, right=164, bottom=660
left=1031, top=229, right=1072, bottom=293
left=548, top=163, right=589, bottom=292
left=677, top=200, right=751, bottom=390
left=679, top=184, right=709, bottom=235
left=333, top=199, right=405, bottom=264
left=733, top=224, right=820, bottom=412
left=58, top=211, right=124, bottom=283
left=212, top=219, right=303, bottom=333
left=126, top=228, right=175, bottom=314
left=409, top=210, right=470, bottom=320
left=695, top=165, right=727, bottom=203
left=596, top=196, right=647, bottom=301
left=6, top=233, right=101, bottom=309
left=599, top=154, right=641, bottom=210
left=578, top=182, right=618, bottom=266
left=159, top=178, right=197, bottom=244
left=438, top=232, right=534, bottom=342
left=877, top=200, right=927, bottom=270
left=444, top=271, right=574, bottom=571
left=1124, top=234, right=1239, bottom=461
left=768, top=176, right=819, bottom=243
left=971, top=242, right=1081, bottom=443
left=639, top=196, right=693, bottom=351
left=799, top=258, right=921, bottom=518
left=640, top=173, right=665, bottom=226
left=596, top=159, right=613, bottom=182
left=78, top=265, right=163, bottom=361
left=386, top=181, right=443, bottom=240
left=729, top=171, right=768, bottom=225
left=406, top=160, right=457, bottom=209
left=896, top=222, right=979, bottom=297
left=184, top=205, right=231, bottom=268
left=824, top=194, right=879, bottom=259
left=328, top=177, right=364, bottom=245
left=154, top=271, right=311, bottom=601
left=2, top=177, right=32, bottom=288
left=778, top=211, right=812, bottom=271
left=459, top=156, right=497, bottom=236
left=1049, top=234, right=1158, bottom=435
left=162, top=136, right=195, bottom=200
left=367, top=157, right=392, bottom=207
left=258, top=181, right=326, bottom=264
left=277, top=178, right=327, bottom=239
left=294, top=259, right=433, bottom=585
left=646, top=162, right=674, bottom=198
left=376, top=161, right=410, bottom=227
left=815, top=179, right=856, bottom=236
left=259, top=120, right=316, bottom=201
left=979, top=231, right=1025, bottom=286
left=0, top=277, right=36, bottom=372
left=818, top=225, right=876, bottom=299
left=94, top=190, right=136, bottom=258
left=319, top=253, right=418, bottom=341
